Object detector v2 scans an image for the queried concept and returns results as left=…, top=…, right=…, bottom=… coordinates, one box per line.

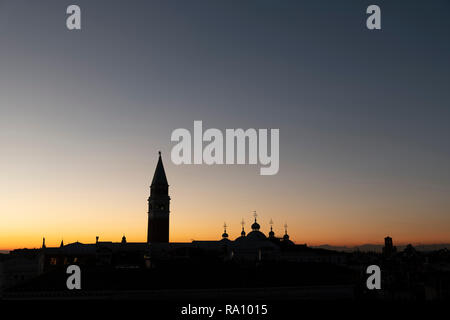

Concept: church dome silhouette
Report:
left=235, top=231, right=246, bottom=242
left=251, top=221, right=260, bottom=231
left=246, top=230, right=267, bottom=241
left=235, top=219, right=247, bottom=241
left=221, top=223, right=229, bottom=240
left=246, top=212, right=266, bottom=240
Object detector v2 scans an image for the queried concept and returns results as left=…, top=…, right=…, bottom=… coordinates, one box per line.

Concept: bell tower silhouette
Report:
left=147, top=151, right=170, bottom=243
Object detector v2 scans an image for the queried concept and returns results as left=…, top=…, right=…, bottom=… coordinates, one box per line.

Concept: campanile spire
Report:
left=147, top=151, right=170, bottom=243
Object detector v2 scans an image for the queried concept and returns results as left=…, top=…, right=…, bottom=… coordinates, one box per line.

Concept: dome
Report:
left=251, top=221, right=260, bottom=231
left=282, top=223, right=290, bottom=242
left=268, top=224, right=275, bottom=238
left=235, top=225, right=246, bottom=241
left=221, top=222, right=229, bottom=239
left=246, top=230, right=267, bottom=241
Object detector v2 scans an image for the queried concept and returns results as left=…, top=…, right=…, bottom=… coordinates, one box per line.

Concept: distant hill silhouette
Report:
left=312, top=244, right=450, bottom=252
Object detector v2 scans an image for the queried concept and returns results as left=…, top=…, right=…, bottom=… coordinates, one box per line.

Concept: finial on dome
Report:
left=158, top=150, right=161, bottom=156
left=283, top=223, right=290, bottom=240
left=251, top=211, right=260, bottom=231
left=269, top=219, right=275, bottom=238
left=222, top=222, right=229, bottom=239
left=240, top=218, right=246, bottom=236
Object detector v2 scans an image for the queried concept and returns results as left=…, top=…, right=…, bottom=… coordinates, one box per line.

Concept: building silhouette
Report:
left=2, top=152, right=449, bottom=301
left=147, top=151, right=170, bottom=243
left=382, top=236, right=397, bottom=257
left=7, top=152, right=346, bottom=272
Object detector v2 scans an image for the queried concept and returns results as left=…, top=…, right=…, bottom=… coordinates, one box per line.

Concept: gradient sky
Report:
left=1, top=0, right=450, bottom=250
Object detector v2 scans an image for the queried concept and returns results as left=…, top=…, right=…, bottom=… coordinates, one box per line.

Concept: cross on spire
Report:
left=284, top=223, right=288, bottom=234
left=240, top=218, right=246, bottom=237
left=222, top=222, right=229, bottom=239
left=270, top=218, right=274, bottom=231
left=253, top=210, right=258, bottom=222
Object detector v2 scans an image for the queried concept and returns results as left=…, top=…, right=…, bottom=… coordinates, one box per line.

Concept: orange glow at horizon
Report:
left=2, top=203, right=450, bottom=251
left=2, top=154, right=450, bottom=252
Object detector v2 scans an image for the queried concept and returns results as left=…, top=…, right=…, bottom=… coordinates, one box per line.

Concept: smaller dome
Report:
left=241, top=229, right=246, bottom=237
left=222, top=222, right=229, bottom=239
left=268, top=224, right=275, bottom=238
left=282, top=223, right=290, bottom=241
left=251, top=221, right=260, bottom=231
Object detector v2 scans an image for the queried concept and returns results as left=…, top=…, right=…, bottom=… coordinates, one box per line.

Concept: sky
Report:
left=1, top=0, right=450, bottom=250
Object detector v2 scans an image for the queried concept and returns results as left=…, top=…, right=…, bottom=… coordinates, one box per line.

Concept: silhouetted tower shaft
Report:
left=147, top=152, right=170, bottom=243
